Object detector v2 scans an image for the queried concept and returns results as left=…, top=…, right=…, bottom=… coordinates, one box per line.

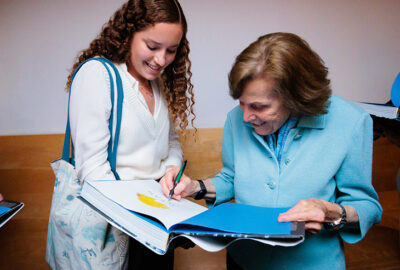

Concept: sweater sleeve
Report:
left=336, top=113, right=382, bottom=243
left=210, top=113, right=235, bottom=206
left=69, top=61, right=116, bottom=181
left=163, top=119, right=183, bottom=167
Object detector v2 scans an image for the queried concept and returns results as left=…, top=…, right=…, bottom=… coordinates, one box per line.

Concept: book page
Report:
left=87, top=180, right=207, bottom=229
left=170, top=234, right=303, bottom=253
left=352, top=101, right=399, bottom=119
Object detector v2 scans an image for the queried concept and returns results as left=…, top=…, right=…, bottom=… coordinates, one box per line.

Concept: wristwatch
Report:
left=324, top=204, right=347, bottom=231
left=194, top=180, right=207, bottom=200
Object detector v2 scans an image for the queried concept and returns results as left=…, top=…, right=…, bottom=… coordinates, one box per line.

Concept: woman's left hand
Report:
left=278, top=198, right=340, bottom=235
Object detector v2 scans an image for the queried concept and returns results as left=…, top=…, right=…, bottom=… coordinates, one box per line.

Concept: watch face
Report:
left=325, top=204, right=347, bottom=231
left=332, top=218, right=341, bottom=226
left=195, top=189, right=206, bottom=200
left=325, top=219, right=341, bottom=231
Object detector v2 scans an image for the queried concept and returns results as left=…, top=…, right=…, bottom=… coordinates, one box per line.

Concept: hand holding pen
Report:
left=168, top=160, right=187, bottom=200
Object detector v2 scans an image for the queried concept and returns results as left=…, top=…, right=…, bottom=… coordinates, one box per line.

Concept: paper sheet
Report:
left=88, top=180, right=207, bottom=229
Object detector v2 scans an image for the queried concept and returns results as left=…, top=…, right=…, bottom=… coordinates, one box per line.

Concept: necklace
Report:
left=138, top=81, right=153, bottom=97
left=138, top=80, right=155, bottom=115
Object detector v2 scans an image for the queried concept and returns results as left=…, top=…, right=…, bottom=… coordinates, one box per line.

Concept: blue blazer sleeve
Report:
left=210, top=113, right=236, bottom=206
left=336, top=112, right=382, bottom=243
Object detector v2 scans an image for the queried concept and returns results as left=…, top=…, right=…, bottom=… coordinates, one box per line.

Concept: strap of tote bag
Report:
left=61, top=57, right=124, bottom=180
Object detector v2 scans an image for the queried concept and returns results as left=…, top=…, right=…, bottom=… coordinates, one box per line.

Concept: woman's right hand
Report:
left=160, top=173, right=197, bottom=200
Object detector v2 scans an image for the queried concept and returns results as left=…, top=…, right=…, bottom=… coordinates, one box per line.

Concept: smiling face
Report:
left=127, top=22, right=183, bottom=82
left=239, top=77, right=291, bottom=136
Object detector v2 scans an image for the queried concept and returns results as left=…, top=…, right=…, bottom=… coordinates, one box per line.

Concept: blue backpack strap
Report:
left=61, top=57, right=123, bottom=180
left=95, top=58, right=124, bottom=177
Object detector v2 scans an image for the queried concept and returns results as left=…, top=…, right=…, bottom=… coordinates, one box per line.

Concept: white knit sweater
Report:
left=69, top=60, right=182, bottom=181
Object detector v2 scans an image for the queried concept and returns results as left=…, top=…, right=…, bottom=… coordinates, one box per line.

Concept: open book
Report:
left=80, top=180, right=305, bottom=255
left=0, top=200, right=24, bottom=228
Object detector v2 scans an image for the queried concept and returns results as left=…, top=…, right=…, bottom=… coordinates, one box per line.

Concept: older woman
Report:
left=161, top=32, right=382, bottom=269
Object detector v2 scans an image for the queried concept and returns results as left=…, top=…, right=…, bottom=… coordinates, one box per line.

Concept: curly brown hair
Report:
left=66, top=0, right=195, bottom=130
left=229, top=32, right=331, bottom=116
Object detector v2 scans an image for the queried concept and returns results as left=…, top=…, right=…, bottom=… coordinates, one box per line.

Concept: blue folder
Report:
left=170, top=203, right=304, bottom=239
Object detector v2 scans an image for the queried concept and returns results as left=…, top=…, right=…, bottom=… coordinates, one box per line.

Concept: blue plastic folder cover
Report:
left=170, top=203, right=292, bottom=237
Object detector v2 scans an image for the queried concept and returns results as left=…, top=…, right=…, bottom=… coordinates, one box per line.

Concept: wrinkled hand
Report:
left=278, top=198, right=330, bottom=235
left=159, top=166, right=195, bottom=200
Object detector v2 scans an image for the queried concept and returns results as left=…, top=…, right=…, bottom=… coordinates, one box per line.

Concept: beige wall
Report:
left=1, top=0, right=400, bottom=135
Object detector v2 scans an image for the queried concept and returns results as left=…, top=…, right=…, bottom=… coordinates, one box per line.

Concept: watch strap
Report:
left=338, top=204, right=347, bottom=229
left=194, top=180, right=207, bottom=200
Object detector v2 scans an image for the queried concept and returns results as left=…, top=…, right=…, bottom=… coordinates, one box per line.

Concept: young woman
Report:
left=67, top=0, right=194, bottom=268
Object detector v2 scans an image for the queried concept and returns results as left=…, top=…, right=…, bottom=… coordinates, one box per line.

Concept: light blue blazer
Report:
left=210, top=95, right=382, bottom=269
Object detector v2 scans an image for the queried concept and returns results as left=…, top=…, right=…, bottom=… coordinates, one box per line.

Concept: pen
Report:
left=168, top=160, right=187, bottom=200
